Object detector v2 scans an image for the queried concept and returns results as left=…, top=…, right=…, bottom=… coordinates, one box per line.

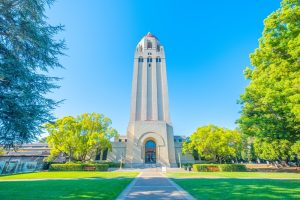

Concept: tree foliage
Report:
left=0, top=0, right=65, bottom=147
left=45, top=113, right=118, bottom=162
left=39, top=137, right=47, bottom=143
left=239, top=135, right=256, bottom=162
left=182, top=125, right=242, bottom=163
left=238, top=0, right=300, bottom=142
left=253, top=138, right=291, bottom=162
left=0, top=147, right=5, bottom=156
left=291, top=140, right=300, bottom=159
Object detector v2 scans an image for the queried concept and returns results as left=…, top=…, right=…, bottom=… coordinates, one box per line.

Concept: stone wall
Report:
left=107, top=138, right=196, bottom=166
left=107, top=142, right=126, bottom=163
left=174, top=142, right=196, bottom=164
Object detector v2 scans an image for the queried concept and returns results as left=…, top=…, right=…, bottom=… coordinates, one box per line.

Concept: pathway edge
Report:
left=115, top=172, right=142, bottom=200
left=162, top=173, right=196, bottom=200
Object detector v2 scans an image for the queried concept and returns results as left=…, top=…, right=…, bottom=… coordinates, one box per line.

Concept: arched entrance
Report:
left=145, top=140, right=156, bottom=163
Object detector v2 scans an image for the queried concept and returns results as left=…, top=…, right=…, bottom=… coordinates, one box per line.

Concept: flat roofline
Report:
left=0, top=155, right=48, bottom=157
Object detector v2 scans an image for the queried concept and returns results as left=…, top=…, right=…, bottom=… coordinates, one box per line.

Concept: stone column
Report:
left=141, top=60, right=147, bottom=120
left=152, top=61, right=158, bottom=120
left=161, top=58, right=171, bottom=123
left=130, top=58, right=139, bottom=121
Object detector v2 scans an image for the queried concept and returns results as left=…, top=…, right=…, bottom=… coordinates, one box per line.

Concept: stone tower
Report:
left=125, top=32, right=177, bottom=167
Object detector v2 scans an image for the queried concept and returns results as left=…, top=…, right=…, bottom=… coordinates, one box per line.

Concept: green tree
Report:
left=45, top=116, right=78, bottom=162
left=291, top=141, right=300, bottom=165
left=0, top=147, right=6, bottom=156
left=182, top=125, right=242, bottom=163
left=253, top=138, right=291, bottom=162
left=240, top=135, right=256, bottom=163
left=0, top=0, right=65, bottom=148
left=39, top=137, right=47, bottom=143
left=291, top=141, right=300, bottom=156
left=45, top=113, right=118, bottom=162
left=238, top=0, right=300, bottom=142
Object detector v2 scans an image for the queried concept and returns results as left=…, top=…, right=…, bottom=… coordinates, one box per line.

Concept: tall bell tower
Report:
left=125, top=32, right=177, bottom=167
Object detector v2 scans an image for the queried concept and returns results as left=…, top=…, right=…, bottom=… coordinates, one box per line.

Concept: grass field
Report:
left=167, top=172, right=300, bottom=179
left=1, top=171, right=299, bottom=199
left=0, top=172, right=139, bottom=200
left=0, top=179, right=131, bottom=200
left=173, top=179, right=300, bottom=200
left=0, top=171, right=139, bottom=180
left=168, top=172, right=300, bottom=199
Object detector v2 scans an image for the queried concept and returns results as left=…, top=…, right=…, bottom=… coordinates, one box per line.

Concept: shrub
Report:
left=192, top=164, right=247, bottom=172
left=193, top=164, right=220, bottom=172
left=94, top=164, right=109, bottom=171
left=49, top=163, right=82, bottom=171
left=42, top=162, right=51, bottom=170
left=182, top=163, right=194, bottom=167
left=49, top=163, right=109, bottom=171
left=100, top=162, right=124, bottom=168
left=219, top=164, right=247, bottom=172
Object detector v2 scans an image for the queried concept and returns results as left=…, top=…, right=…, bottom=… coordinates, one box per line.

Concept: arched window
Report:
left=145, top=140, right=156, bottom=148
left=145, top=140, right=156, bottom=163
left=147, top=41, right=152, bottom=49
left=138, top=57, right=143, bottom=62
left=156, top=57, right=161, bottom=63
left=147, top=57, right=152, bottom=63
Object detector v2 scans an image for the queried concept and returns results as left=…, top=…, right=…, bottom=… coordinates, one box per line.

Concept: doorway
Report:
left=145, top=140, right=156, bottom=163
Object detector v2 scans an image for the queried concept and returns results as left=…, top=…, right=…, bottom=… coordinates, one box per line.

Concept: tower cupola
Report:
left=136, top=32, right=161, bottom=52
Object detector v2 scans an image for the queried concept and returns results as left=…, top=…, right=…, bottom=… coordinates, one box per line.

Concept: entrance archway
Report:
left=145, top=140, right=156, bottom=163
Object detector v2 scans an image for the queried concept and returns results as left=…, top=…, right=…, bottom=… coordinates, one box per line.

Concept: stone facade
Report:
left=107, top=135, right=196, bottom=166
left=107, top=33, right=195, bottom=167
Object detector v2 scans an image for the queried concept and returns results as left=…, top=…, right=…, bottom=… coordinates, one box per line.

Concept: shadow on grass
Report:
left=0, top=179, right=133, bottom=200
left=0, top=171, right=37, bottom=177
left=0, top=171, right=138, bottom=180
left=173, top=178, right=300, bottom=200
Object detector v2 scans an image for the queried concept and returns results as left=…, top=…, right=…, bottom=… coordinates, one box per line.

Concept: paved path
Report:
left=116, top=172, right=195, bottom=200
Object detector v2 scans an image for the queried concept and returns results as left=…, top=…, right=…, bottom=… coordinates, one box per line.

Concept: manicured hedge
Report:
left=100, top=162, right=124, bottom=168
left=49, top=163, right=109, bottom=171
left=49, top=163, right=82, bottom=171
left=94, top=164, right=109, bottom=171
left=193, top=164, right=247, bottom=172
left=193, top=164, right=220, bottom=172
left=219, top=164, right=247, bottom=172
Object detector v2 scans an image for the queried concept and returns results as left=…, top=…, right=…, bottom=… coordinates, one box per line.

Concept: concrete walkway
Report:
left=116, top=172, right=195, bottom=200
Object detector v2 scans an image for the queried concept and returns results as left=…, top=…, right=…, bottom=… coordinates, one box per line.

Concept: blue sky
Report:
left=45, top=0, right=282, bottom=136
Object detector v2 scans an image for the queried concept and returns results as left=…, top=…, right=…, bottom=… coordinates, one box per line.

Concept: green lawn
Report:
left=0, top=179, right=131, bottom=200
left=0, top=171, right=138, bottom=180
left=173, top=179, right=300, bottom=200
left=169, top=172, right=300, bottom=199
left=167, top=172, right=300, bottom=179
left=0, top=172, right=139, bottom=200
